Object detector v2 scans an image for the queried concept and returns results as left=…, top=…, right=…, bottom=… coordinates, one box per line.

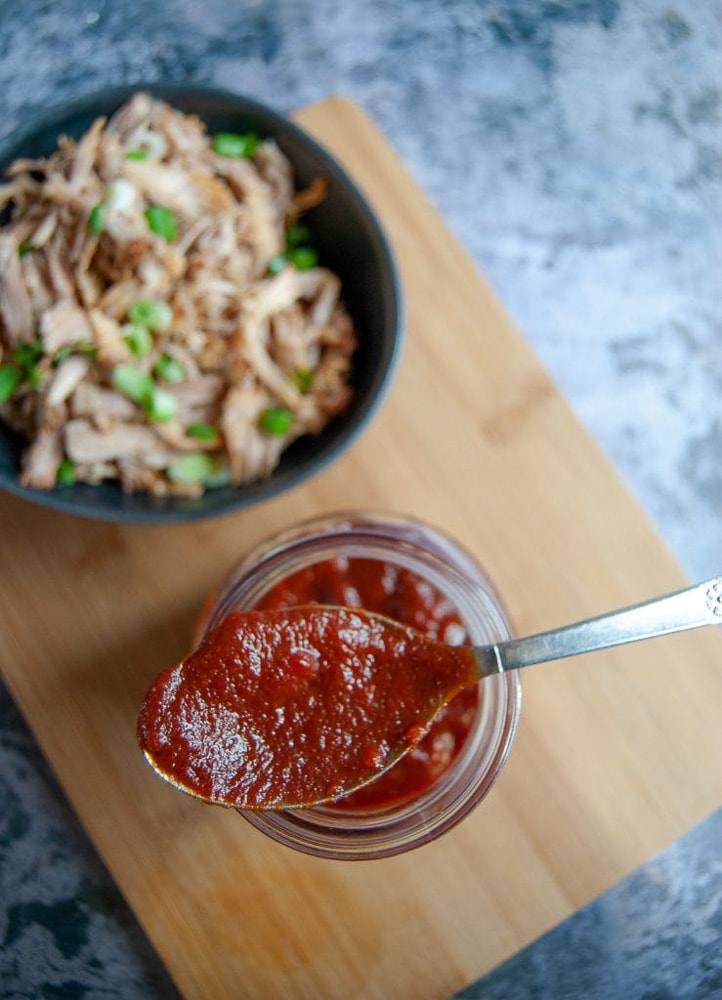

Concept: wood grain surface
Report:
left=2, top=98, right=721, bottom=999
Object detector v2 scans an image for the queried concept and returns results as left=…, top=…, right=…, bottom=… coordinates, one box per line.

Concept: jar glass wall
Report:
left=200, top=512, right=521, bottom=860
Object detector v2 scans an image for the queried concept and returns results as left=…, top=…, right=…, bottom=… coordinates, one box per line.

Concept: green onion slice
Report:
left=186, top=422, right=219, bottom=441
left=128, top=298, right=172, bottom=332
left=125, top=149, right=149, bottom=160
left=14, top=342, right=43, bottom=370
left=290, top=247, right=318, bottom=270
left=0, top=365, right=23, bottom=403
left=14, top=341, right=43, bottom=389
left=18, top=238, right=34, bottom=258
left=292, top=368, right=314, bottom=394
left=154, top=353, right=185, bottom=384
left=259, top=406, right=293, bottom=436
left=212, top=132, right=260, bottom=159
left=267, top=252, right=289, bottom=276
left=56, top=458, right=76, bottom=486
left=122, top=323, right=153, bottom=359
left=54, top=343, right=96, bottom=365
left=112, top=364, right=154, bottom=403
left=144, top=205, right=178, bottom=242
left=88, top=204, right=104, bottom=234
left=144, top=387, right=177, bottom=423
left=167, top=452, right=226, bottom=485
left=54, top=347, right=73, bottom=366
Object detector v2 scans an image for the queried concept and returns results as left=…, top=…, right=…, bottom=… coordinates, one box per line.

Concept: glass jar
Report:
left=199, top=512, right=521, bottom=860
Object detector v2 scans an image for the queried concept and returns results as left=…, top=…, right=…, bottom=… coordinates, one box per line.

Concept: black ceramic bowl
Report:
left=0, top=84, right=402, bottom=523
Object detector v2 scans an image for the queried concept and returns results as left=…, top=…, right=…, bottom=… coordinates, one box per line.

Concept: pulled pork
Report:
left=0, top=94, right=356, bottom=497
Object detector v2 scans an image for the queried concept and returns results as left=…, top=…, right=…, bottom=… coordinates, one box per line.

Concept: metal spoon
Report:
left=138, top=577, right=722, bottom=810
left=472, top=574, right=722, bottom=678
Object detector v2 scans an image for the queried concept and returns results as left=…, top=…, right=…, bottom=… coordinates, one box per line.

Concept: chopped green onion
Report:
left=154, top=353, right=185, bottom=384
left=167, top=452, right=229, bottom=486
left=145, top=205, right=178, bottom=242
left=167, top=452, right=219, bottom=484
left=269, top=245, right=317, bottom=274
left=112, top=364, right=154, bottom=403
left=54, top=343, right=96, bottom=366
left=14, top=341, right=43, bottom=388
left=125, top=149, right=149, bottom=160
left=112, top=364, right=177, bottom=421
left=54, top=347, right=73, bottom=366
left=186, top=422, right=218, bottom=441
left=212, top=132, right=260, bottom=159
left=0, top=365, right=23, bottom=403
left=88, top=204, right=104, bottom=233
left=285, top=224, right=312, bottom=248
left=267, top=252, right=289, bottom=276
left=128, top=298, right=172, bottom=332
left=122, top=322, right=153, bottom=359
left=18, top=238, right=34, bottom=258
left=259, top=406, right=293, bottom=436
left=56, top=458, right=76, bottom=486
left=290, top=247, right=318, bottom=270
left=144, top=386, right=177, bottom=422
left=292, top=368, right=314, bottom=394
left=14, top=342, right=43, bottom=369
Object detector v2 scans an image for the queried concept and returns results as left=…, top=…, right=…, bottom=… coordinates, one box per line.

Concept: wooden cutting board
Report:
left=2, top=98, right=722, bottom=1000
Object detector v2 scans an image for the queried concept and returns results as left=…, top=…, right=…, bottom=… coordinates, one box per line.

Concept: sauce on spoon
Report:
left=253, top=556, right=481, bottom=809
left=137, top=605, right=478, bottom=810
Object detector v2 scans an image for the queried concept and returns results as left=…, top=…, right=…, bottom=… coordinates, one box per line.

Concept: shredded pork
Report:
left=0, top=94, right=356, bottom=497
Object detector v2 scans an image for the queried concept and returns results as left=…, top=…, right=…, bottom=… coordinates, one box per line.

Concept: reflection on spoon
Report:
left=137, top=577, right=722, bottom=810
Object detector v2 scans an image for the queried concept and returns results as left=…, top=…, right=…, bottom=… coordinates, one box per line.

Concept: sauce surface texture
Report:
left=137, top=559, right=479, bottom=810
left=255, top=558, right=480, bottom=809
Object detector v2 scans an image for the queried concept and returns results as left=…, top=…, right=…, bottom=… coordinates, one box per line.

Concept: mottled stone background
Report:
left=2, top=1, right=722, bottom=997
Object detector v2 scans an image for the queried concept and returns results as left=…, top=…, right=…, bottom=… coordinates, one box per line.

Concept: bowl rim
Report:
left=0, top=82, right=404, bottom=524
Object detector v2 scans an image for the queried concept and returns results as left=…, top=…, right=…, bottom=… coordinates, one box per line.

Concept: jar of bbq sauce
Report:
left=198, top=512, right=522, bottom=860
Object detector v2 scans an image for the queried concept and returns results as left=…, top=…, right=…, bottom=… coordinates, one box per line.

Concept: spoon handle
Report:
left=476, top=576, right=722, bottom=677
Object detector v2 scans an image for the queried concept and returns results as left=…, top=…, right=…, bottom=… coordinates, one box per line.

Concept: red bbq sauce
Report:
left=137, top=558, right=481, bottom=811
left=252, top=557, right=481, bottom=809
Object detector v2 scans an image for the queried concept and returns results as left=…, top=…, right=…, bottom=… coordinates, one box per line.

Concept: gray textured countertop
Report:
left=2, top=1, right=722, bottom=996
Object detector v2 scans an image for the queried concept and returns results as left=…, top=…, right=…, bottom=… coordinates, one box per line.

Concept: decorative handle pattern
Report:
left=705, top=580, right=722, bottom=618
